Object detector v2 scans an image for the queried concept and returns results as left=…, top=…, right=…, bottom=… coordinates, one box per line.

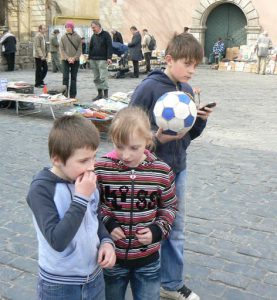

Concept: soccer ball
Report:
left=153, top=91, right=197, bottom=134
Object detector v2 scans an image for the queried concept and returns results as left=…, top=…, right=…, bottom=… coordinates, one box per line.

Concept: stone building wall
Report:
left=100, top=0, right=277, bottom=50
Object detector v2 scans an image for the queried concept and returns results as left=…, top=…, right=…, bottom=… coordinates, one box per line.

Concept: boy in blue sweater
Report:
left=130, top=33, right=214, bottom=300
left=27, top=115, right=116, bottom=300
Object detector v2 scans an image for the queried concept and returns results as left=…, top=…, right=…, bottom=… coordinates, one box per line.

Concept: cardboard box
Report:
left=229, top=61, right=236, bottom=71
left=225, top=47, right=241, bottom=61
left=243, top=63, right=252, bottom=73
left=232, top=47, right=240, bottom=60
left=225, top=48, right=233, bottom=60
left=218, top=62, right=229, bottom=71
left=235, top=62, right=245, bottom=72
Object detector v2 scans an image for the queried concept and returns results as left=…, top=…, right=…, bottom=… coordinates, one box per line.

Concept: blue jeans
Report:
left=161, top=169, right=186, bottom=291
left=37, top=271, right=105, bottom=300
left=104, top=260, right=160, bottom=300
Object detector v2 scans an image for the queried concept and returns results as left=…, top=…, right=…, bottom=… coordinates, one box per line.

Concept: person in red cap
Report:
left=60, top=21, right=82, bottom=98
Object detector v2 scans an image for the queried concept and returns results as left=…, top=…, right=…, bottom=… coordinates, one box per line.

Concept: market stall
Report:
left=64, top=91, right=131, bottom=132
left=0, top=81, right=77, bottom=119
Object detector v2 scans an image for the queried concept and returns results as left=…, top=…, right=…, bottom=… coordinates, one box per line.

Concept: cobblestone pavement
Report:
left=0, top=67, right=276, bottom=300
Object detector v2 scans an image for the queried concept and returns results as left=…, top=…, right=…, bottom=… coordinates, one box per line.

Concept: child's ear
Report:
left=165, top=54, right=173, bottom=66
left=51, top=155, right=63, bottom=167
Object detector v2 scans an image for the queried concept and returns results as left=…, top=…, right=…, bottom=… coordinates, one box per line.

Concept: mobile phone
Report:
left=200, top=102, right=217, bottom=111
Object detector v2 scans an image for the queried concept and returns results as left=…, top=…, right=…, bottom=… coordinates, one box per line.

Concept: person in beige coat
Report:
left=60, top=21, right=82, bottom=98
left=34, top=25, right=48, bottom=87
left=142, top=29, right=152, bottom=74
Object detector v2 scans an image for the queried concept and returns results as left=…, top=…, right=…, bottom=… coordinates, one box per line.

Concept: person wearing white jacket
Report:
left=255, top=31, right=272, bottom=75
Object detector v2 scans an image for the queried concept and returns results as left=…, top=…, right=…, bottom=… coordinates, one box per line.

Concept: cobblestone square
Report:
left=0, top=67, right=276, bottom=299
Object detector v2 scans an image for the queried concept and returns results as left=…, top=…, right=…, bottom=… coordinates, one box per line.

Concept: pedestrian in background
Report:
left=142, top=29, right=152, bottom=74
left=89, top=21, right=113, bottom=101
left=111, top=29, right=123, bottom=44
left=80, top=37, right=88, bottom=69
left=50, top=29, right=62, bottom=73
left=208, top=37, right=225, bottom=64
left=128, top=26, right=143, bottom=78
left=34, top=25, right=48, bottom=87
left=60, top=21, right=82, bottom=98
left=184, top=27, right=190, bottom=33
left=255, top=31, right=272, bottom=75
left=0, top=28, right=17, bottom=71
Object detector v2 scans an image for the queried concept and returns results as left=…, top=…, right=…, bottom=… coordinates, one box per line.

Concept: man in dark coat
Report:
left=0, top=29, right=17, bottom=71
left=111, top=29, right=123, bottom=44
left=89, top=21, right=113, bottom=100
left=128, top=26, right=143, bottom=78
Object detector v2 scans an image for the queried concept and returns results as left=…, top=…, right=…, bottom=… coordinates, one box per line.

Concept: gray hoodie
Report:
left=27, top=167, right=112, bottom=284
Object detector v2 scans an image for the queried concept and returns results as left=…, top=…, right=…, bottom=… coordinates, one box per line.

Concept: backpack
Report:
left=148, top=35, right=157, bottom=51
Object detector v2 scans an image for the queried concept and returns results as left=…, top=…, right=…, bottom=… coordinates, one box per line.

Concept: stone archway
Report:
left=190, top=0, right=261, bottom=49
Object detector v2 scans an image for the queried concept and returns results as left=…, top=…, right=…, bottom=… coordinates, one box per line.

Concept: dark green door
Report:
left=205, top=3, right=247, bottom=57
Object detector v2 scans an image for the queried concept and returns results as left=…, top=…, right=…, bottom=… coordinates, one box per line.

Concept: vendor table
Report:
left=0, top=92, right=77, bottom=119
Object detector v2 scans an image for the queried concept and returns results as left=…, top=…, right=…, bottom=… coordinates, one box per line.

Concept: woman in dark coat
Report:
left=128, top=26, right=143, bottom=78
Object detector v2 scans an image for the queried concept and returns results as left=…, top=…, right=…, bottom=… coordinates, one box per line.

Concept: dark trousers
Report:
left=4, top=52, right=15, bottom=71
left=62, top=60, right=79, bottom=98
left=132, top=60, right=139, bottom=77
left=35, top=58, right=48, bottom=86
left=144, top=51, right=152, bottom=72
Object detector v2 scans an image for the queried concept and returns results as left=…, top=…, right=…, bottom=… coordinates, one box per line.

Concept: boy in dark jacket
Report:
left=130, top=33, right=214, bottom=300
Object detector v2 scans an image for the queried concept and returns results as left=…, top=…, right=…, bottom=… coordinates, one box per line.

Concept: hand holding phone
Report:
left=199, top=102, right=217, bottom=111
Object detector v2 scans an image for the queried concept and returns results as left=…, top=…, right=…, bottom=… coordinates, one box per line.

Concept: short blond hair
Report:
left=109, top=107, right=153, bottom=148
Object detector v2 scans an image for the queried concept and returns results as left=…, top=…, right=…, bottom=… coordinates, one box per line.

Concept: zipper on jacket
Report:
left=125, top=169, right=136, bottom=260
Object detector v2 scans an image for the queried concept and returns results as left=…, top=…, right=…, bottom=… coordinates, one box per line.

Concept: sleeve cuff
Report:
left=105, top=218, right=121, bottom=233
left=100, top=238, right=115, bottom=248
left=73, top=193, right=90, bottom=207
left=149, top=224, right=163, bottom=243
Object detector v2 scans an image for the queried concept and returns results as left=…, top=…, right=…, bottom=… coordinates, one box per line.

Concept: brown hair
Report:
left=165, top=33, right=203, bottom=64
left=109, top=107, right=153, bottom=148
left=48, top=115, right=100, bottom=164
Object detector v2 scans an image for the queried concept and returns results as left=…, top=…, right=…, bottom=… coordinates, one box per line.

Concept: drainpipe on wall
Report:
left=17, top=0, right=20, bottom=41
left=28, top=0, right=31, bottom=40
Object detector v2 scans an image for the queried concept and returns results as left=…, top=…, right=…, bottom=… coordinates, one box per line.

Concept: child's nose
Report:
left=122, top=151, right=130, bottom=160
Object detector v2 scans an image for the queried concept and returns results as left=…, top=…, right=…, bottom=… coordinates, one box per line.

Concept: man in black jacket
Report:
left=0, top=29, right=17, bottom=71
left=111, top=29, right=123, bottom=44
left=89, top=21, right=113, bottom=101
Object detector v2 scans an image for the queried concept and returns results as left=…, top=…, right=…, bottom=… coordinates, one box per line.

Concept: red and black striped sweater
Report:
left=95, top=150, right=177, bottom=268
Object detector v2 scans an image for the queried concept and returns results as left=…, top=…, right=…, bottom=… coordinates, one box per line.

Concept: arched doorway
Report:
left=190, top=0, right=261, bottom=60
left=204, top=3, right=247, bottom=57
